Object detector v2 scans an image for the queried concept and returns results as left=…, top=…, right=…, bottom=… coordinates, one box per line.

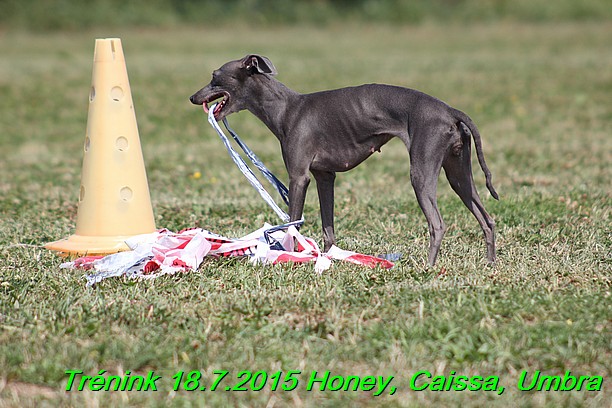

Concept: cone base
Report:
left=44, top=234, right=138, bottom=258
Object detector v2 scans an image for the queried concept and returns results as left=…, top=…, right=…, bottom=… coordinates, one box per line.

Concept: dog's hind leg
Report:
left=443, top=131, right=496, bottom=264
left=408, top=135, right=447, bottom=266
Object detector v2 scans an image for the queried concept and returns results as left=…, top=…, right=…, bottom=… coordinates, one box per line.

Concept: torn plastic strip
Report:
left=207, top=103, right=290, bottom=222
left=223, top=119, right=290, bottom=206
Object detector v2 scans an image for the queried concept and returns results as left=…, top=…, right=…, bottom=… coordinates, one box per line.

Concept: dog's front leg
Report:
left=288, top=171, right=310, bottom=223
left=312, top=170, right=336, bottom=252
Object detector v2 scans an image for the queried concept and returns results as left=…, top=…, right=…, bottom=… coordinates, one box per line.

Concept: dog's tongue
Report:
left=202, top=103, right=209, bottom=114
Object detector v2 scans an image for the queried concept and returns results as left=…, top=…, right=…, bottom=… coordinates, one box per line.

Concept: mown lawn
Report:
left=0, top=21, right=610, bottom=407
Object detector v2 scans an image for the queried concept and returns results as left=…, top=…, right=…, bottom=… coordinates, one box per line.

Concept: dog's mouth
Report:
left=202, top=91, right=230, bottom=119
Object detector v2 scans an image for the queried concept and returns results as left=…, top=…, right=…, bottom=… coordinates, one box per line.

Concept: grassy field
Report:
left=0, top=21, right=610, bottom=407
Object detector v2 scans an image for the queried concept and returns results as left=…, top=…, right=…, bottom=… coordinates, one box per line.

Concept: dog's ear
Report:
left=241, top=54, right=278, bottom=76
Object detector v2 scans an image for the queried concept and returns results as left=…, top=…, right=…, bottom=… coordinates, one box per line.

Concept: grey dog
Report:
left=190, top=54, right=499, bottom=266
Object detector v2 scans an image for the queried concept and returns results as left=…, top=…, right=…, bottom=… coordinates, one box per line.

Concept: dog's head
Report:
left=189, top=54, right=277, bottom=121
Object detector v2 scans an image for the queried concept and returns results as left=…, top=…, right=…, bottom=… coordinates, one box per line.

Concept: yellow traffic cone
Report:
left=45, top=38, right=156, bottom=257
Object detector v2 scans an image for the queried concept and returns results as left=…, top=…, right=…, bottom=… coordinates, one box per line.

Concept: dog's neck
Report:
left=245, top=75, right=299, bottom=140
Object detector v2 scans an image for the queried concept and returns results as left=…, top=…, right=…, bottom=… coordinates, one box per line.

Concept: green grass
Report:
left=0, top=21, right=610, bottom=407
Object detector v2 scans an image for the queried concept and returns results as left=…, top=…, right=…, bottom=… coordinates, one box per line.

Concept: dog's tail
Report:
left=455, top=110, right=499, bottom=200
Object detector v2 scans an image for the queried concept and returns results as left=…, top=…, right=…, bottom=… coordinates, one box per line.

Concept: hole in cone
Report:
left=116, top=136, right=128, bottom=151
left=111, top=86, right=124, bottom=101
left=120, top=187, right=133, bottom=201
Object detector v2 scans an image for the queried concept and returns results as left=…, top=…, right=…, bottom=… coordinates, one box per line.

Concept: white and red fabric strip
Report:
left=61, top=224, right=394, bottom=286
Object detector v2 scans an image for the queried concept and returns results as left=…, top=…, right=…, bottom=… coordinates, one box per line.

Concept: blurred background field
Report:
left=0, top=1, right=610, bottom=407
left=1, top=0, right=611, bottom=31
